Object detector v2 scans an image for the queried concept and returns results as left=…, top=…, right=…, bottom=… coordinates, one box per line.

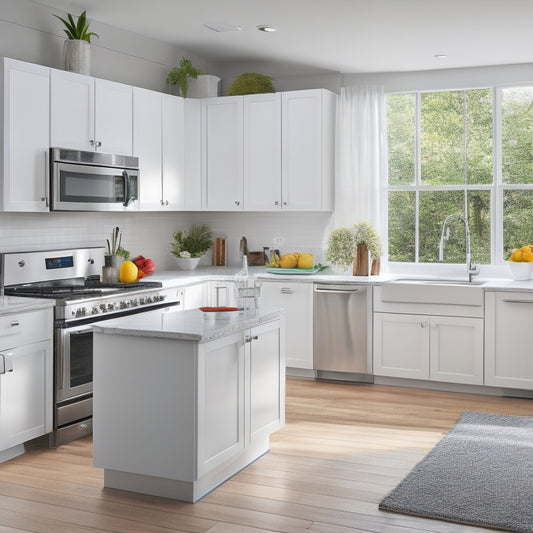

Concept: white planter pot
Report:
left=175, top=257, right=201, bottom=270
left=63, top=39, right=91, bottom=75
left=187, top=75, right=221, bottom=98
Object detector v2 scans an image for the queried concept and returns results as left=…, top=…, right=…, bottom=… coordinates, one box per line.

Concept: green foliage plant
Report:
left=325, top=227, right=355, bottom=271
left=54, top=10, right=99, bottom=43
left=166, top=57, right=202, bottom=98
left=226, top=73, right=275, bottom=96
left=326, top=222, right=382, bottom=271
left=352, top=221, right=382, bottom=259
left=170, top=224, right=213, bottom=259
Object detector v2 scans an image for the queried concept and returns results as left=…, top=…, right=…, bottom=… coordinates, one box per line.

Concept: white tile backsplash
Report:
left=0, top=211, right=333, bottom=271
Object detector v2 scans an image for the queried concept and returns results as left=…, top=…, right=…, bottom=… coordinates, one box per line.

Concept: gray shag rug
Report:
left=379, top=411, right=533, bottom=533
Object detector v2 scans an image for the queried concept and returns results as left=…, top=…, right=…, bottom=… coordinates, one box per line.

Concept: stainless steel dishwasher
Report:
left=313, top=283, right=373, bottom=381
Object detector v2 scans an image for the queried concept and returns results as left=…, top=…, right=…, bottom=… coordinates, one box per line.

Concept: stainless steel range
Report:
left=1, top=247, right=183, bottom=446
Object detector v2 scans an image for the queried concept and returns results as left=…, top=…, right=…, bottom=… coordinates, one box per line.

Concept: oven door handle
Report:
left=122, top=170, right=133, bottom=207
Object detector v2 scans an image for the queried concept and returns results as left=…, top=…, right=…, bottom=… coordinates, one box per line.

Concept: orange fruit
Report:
left=119, top=260, right=138, bottom=283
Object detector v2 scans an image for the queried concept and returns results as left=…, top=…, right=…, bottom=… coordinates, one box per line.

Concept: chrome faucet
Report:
left=438, top=213, right=480, bottom=282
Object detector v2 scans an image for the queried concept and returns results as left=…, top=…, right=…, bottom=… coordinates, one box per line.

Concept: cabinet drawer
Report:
left=0, top=308, right=53, bottom=349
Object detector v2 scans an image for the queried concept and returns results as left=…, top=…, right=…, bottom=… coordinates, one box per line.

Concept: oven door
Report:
left=51, top=162, right=138, bottom=211
left=56, top=323, right=94, bottom=404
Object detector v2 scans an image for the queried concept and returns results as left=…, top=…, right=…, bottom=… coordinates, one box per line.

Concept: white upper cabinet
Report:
left=1, top=58, right=50, bottom=212
left=282, top=89, right=335, bottom=211
left=50, top=69, right=133, bottom=155
left=243, top=93, right=282, bottom=210
left=162, top=93, right=185, bottom=209
left=202, top=90, right=335, bottom=212
left=134, top=89, right=186, bottom=211
left=134, top=87, right=162, bottom=210
left=50, top=69, right=94, bottom=151
left=202, top=96, right=244, bottom=210
left=183, top=99, right=202, bottom=210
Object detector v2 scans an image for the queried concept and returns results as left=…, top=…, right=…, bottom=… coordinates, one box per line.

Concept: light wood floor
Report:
left=1, top=378, right=532, bottom=532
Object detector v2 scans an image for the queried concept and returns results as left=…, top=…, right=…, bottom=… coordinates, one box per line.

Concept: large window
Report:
left=386, top=86, right=533, bottom=265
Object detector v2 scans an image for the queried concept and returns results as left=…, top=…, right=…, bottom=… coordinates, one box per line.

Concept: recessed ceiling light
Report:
left=204, top=22, right=242, bottom=32
left=257, top=25, right=277, bottom=32
left=434, top=54, right=448, bottom=59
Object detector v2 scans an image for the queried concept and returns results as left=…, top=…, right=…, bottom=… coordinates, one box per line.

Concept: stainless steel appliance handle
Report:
left=122, top=170, right=132, bottom=207
left=314, top=287, right=360, bottom=294
left=502, top=299, right=533, bottom=304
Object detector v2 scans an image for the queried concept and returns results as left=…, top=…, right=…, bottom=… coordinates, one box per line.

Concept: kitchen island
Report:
left=92, top=306, right=285, bottom=502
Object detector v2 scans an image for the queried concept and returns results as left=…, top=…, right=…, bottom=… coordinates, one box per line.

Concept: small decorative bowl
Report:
left=507, top=261, right=533, bottom=280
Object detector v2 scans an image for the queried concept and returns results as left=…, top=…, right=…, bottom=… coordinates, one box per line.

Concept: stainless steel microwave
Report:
left=50, top=148, right=139, bottom=211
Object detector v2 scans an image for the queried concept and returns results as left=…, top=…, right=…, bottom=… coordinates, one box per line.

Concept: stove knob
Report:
left=160, top=294, right=166, bottom=301
left=146, top=297, right=153, bottom=304
left=139, top=297, right=145, bottom=305
left=119, top=301, right=127, bottom=309
left=131, top=299, right=139, bottom=307
left=107, top=303, right=115, bottom=311
left=92, top=306, right=99, bottom=315
left=99, top=304, right=107, bottom=312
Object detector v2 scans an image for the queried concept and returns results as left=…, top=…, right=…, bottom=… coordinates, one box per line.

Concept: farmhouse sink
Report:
left=380, top=277, right=485, bottom=308
left=392, top=277, right=486, bottom=286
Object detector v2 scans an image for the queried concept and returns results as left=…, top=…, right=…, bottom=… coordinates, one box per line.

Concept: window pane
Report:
left=419, top=191, right=464, bottom=263
left=388, top=191, right=415, bottom=262
left=503, top=190, right=533, bottom=257
left=502, top=87, right=533, bottom=184
left=386, top=94, right=415, bottom=185
left=421, top=91, right=464, bottom=185
left=466, top=89, right=493, bottom=185
left=467, top=190, right=491, bottom=264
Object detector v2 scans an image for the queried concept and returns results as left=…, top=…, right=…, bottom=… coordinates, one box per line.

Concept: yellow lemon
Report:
left=119, top=260, right=138, bottom=283
left=298, top=253, right=314, bottom=269
left=278, top=253, right=298, bottom=269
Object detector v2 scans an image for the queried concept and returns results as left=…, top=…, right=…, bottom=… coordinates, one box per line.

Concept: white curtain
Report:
left=336, top=85, right=388, bottom=232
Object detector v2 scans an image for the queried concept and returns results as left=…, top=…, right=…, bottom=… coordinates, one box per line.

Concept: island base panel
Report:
left=103, top=437, right=270, bottom=502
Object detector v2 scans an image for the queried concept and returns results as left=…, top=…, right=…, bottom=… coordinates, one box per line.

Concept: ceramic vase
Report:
left=175, top=257, right=201, bottom=271
left=63, top=39, right=91, bottom=75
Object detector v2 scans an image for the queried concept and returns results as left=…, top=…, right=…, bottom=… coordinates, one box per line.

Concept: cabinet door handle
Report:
left=280, top=288, right=293, bottom=294
left=0, top=353, right=13, bottom=374
left=244, top=335, right=259, bottom=343
left=274, top=200, right=280, bottom=206
left=420, top=321, right=428, bottom=328
left=10, top=321, right=20, bottom=327
left=235, top=201, right=240, bottom=206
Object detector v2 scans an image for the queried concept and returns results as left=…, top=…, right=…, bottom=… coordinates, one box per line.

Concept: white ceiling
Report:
left=31, top=0, right=533, bottom=75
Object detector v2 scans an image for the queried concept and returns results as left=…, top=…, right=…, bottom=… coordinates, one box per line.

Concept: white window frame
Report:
left=384, top=85, right=533, bottom=275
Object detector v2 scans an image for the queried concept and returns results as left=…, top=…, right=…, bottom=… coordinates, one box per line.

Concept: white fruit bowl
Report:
left=507, top=261, right=533, bottom=280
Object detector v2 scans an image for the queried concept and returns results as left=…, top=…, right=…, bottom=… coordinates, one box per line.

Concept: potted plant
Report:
left=325, top=222, right=382, bottom=276
left=166, top=57, right=202, bottom=98
left=170, top=224, right=213, bottom=270
left=54, top=10, right=99, bottom=75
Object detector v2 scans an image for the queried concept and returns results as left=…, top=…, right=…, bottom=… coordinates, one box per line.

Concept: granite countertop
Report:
left=93, top=306, right=284, bottom=342
left=149, top=266, right=533, bottom=291
left=0, top=296, right=54, bottom=316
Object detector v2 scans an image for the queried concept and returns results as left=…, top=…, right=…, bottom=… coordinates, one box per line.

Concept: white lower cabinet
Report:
left=374, top=312, right=483, bottom=385
left=261, top=281, right=313, bottom=369
left=94, top=315, right=284, bottom=502
left=182, top=282, right=207, bottom=310
left=0, top=308, right=53, bottom=459
left=485, top=292, right=533, bottom=389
